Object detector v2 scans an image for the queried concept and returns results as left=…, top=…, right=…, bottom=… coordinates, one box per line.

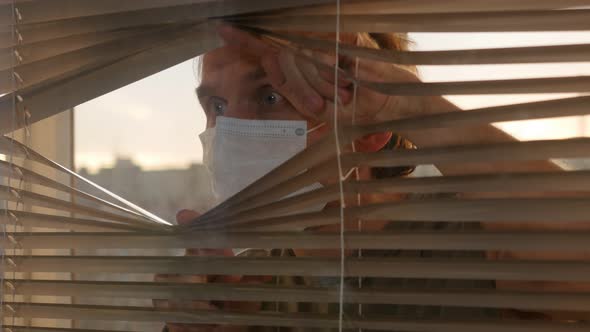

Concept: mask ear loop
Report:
left=307, top=122, right=326, bottom=134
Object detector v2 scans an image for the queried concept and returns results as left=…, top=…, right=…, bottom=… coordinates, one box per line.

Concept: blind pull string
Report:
left=351, top=55, right=363, bottom=331
left=331, top=0, right=347, bottom=331
left=9, top=25, right=31, bottom=325
left=2, top=0, right=21, bottom=328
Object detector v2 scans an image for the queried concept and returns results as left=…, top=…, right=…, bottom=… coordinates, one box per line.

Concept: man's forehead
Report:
left=200, top=47, right=267, bottom=91
left=202, top=46, right=259, bottom=73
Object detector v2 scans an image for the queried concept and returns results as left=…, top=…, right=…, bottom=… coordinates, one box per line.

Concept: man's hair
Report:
left=366, top=32, right=411, bottom=51
left=358, top=32, right=418, bottom=178
left=358, top=32, right=417, bottom=73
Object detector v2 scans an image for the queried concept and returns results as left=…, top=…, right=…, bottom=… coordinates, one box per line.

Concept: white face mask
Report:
left=199, top=116, right=324, bottom=206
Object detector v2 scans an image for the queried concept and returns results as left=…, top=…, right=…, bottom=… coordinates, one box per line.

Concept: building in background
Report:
left=78, top=158, right=213, bottom=223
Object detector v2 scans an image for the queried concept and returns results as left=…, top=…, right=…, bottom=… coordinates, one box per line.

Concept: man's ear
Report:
left=354, top=132, right=393, bottom=153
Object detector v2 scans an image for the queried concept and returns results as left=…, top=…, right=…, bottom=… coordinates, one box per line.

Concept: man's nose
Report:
left=224, top=100, right=260, bottom=120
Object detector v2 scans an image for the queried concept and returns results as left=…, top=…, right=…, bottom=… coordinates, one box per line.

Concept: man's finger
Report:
left=175, top=209, right=231, bottom=258
left=297, top=52, right=352, bottom=105
left=296, top=53, right=337, bottom=101
left=176, top=209, right=201, bottom=225
left=263, top=49, right=324, bottom=119
left=318, top=66, right=354, bottom=88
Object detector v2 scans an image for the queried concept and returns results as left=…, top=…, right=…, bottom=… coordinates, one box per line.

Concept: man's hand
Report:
left=217, top=25, right=423, bottom=126
left=154, top=209, right=259, bottom=332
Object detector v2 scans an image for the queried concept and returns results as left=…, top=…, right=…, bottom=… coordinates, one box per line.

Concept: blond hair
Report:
left=357, top=32, right=417, bottom=73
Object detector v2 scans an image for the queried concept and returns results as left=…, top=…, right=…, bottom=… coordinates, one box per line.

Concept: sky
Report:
left=75, top=31, right=590, bottom=173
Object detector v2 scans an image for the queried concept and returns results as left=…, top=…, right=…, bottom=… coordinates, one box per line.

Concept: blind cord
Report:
left=1, top=0, right=18, bottom=328
left=331, top=0, right=346, bottom=331
left=352, top=57, right=363, bottom=332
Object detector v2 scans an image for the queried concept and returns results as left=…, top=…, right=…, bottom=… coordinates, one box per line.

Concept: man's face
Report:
left=197, top=46, right=327, bottom=145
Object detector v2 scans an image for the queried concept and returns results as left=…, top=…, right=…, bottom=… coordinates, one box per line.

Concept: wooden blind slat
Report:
left=265, top=30, right=590, bottom=65
left=280, top=0, right=590, bottom=15
left=0, top=0, right=339, bottom=26
left=0, top=0, right=338, bottom=47
left=240, top=10, right=590, bottom=32
left=212, top=171, right=590, bottom=222
left=5, top=280, right=590, bottom=312
left=0, top=184, right=163, bottom=228
left=0, top=25, right=184, bottom=94
left=362, top=76, right=590, bottom=96
left=0, top=23, right=221, bottom=135
left=2, top=326, right=126, bottom=332
left=0, top=209, right=142, bottom=232
left=5, top=302, right=590, bottom=331
left=1, top=231, right=589, bottom=251
left=0, top=160, right=152, bottom=220
left=232, top=198, right=590, bottom=231
left=0, top=28, right=153, bottom=70
left=3, top=255, right=590, bottom=281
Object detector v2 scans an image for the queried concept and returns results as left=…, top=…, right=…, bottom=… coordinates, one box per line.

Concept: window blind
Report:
left=2, top=0, right=590, bottom=331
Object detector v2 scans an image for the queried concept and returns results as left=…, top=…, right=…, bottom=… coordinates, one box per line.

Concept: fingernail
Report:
left=175, top=209, right=199, bottom=224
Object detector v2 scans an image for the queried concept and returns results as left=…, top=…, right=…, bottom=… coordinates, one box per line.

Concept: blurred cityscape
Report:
left=77, top=157, right=214, bottom=224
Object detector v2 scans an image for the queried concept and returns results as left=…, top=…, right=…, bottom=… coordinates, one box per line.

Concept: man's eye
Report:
left=207, top=97, right=227, bottom=116
left=261, top=90, right=283, bottom=106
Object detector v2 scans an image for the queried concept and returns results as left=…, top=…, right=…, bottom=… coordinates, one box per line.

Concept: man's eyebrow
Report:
left=195, top=85, right=215, bottom=99
left=196, top=67, right=265, bottom=99
left=245, top=66, right=266, bottom=81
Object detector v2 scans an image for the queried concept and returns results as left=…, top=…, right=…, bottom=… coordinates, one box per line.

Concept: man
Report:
left=156, top=25, right=588, bottom=331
